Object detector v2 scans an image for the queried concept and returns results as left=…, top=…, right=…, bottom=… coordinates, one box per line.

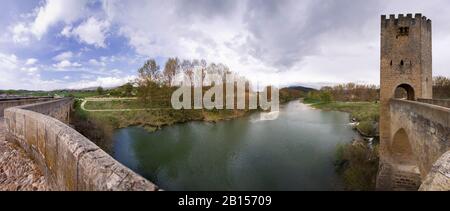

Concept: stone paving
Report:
left=0, top=117, right=48, bottom=191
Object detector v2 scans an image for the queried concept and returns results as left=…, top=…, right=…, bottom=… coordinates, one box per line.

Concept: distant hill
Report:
left=279, top=85, right=316, bottom=103
left=285, top=86, right=316, bottom=93
left=78, top=86, right=119, bottom=91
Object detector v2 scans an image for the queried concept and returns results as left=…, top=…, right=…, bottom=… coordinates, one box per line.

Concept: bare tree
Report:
left=322, top=83, right=380, bottom=102
left=181, top=60, right=194, bottom=82
left=138, top=59, right=161, bottom=83
left=434, top=76, right=450, bottom=99
left=163, top=58, right=179, bottom=86
left=137, top=59, right=161, bottom=103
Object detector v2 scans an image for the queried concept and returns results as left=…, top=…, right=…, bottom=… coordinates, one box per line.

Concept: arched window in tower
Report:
left=390, top=60, right=393, bottom=66
left=400, top=60, right=404, bottom=66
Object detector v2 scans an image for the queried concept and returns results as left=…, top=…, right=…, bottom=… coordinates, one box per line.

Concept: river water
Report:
left=112, top=101, right=358, bottom=191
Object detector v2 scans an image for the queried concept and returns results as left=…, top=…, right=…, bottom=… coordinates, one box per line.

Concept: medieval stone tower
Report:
left=378, top=14, right=433, bottom=190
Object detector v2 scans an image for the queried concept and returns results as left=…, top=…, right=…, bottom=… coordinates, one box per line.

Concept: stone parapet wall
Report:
left=0, top=98, right=52, bottom=118
left=4, top=98, right=157, bottom=191
left=418, top=98, right=450, bottom=109
left=387, top=99, right=450, bottom=191
left=420, top=151, right=450, bottom=191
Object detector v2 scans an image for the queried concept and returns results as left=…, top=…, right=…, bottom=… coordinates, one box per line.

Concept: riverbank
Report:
left=71, top=98, right=255, bottom=153
left=304, top=99, right=380, bottom=137
left=303, top=99, right=380, bottom=190
left=78, top=98, right=251, bottom=128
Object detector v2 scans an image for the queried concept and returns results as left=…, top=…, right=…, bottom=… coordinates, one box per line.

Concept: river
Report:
left=112, top=101, right=358, bottom=191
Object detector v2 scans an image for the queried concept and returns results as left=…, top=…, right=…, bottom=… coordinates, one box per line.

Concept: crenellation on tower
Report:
left=381, top=13, right=431, bottom=27
left=426, top=19, right=432, bottom=31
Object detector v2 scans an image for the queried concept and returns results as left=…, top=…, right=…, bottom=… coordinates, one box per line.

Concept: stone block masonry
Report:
left=377, top=99, right=450, bottom=190
left=0, top=117, right=48, bottom=191
left=418, top=98, right=450, bottom=109
left=0, top=97, right=52, bottom=118
left=420, top=151, right=450, bottom=191
left=4, top=98, right=158, bottom=191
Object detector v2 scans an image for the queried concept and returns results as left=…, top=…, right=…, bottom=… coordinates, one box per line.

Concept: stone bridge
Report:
left=377, top=98, right=450, bottom=191
left=1, top=98, right=158, bottom=191
left=378, top=14, right=449, bottom=191
left=0, top=97, right=53, bottom=118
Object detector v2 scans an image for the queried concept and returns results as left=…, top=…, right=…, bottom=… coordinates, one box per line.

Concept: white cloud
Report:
left=53, top=60, right=82, bottom=69
left=31, top=0, right=88, bottom=39
left=11, top=23, right=31, bottom=44
left=89, top=58, right=107, bottom=66
left=0, top=52, right=132, bottom=91
left=21, top=66, right=39, bottom=73
left=0, top=53, right=18, bottom=70
left=60, top=25, right=72, bottom=37
left=25, top=58, right=38, bottom=65
left=67, top=75, right=136, bottom=89
left=7, top=0, right=88, bottom=45
left=4, top=0, right=450, bottom=91
left=0, top=53, right=44, bottom=90
left=62, top=17, right=110, bottom=48
left=53, top=51, right=73, bottom=61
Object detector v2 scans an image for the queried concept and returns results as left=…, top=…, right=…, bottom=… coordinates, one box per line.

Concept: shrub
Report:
left=335, top=141, right=379, bottom=191
left=357, top=120, right=375, bottom=136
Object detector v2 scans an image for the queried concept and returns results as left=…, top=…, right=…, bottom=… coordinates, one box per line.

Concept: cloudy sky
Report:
left=0, top=0, right=449, bottom=90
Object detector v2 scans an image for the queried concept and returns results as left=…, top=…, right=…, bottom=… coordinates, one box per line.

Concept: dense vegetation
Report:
left=279, top=87, right=307, bottom=103
left=335, top=141, right=379, bottom=191
left=321, top=83, right=379, bottom=102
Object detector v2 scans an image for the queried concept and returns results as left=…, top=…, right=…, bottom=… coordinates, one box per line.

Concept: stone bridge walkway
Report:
left=0, top=117, right=48, bottom=191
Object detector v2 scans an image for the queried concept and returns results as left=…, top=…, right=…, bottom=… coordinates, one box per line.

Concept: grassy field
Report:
left=83, top=99, right=172, bottom=110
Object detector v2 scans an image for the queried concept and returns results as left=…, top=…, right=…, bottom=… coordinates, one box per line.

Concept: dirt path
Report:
left=0, top=117, right=48, bottom=191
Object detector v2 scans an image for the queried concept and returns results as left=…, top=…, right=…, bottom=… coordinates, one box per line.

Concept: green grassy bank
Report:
left=304, top=99, right=380, bottom=137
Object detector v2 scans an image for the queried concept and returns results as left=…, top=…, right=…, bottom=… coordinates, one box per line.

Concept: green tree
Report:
left=123, top=83, right=134, bottom=96
left=97, top=87, right=104, bottom=95
left=320, top=91, right=333, bottom=103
